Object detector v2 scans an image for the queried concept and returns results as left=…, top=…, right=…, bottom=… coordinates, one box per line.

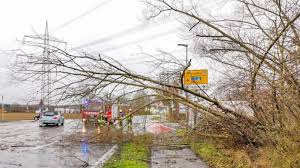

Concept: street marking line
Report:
left=29, top=129, right=74, bottom=151
left=91, top=145, right=118, bottom=168
left=29, top=130, right=69, bottom=151
left=30, top=141, right=57, bottom=151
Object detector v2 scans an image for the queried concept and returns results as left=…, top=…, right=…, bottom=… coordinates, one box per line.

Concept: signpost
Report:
left=183, top=69, right=208, bottom=85
left=183, top=69, right=208, bottom=128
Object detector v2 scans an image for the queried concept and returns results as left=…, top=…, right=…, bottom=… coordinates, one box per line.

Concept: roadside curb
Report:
left=91, top=144, right=119, bottom=168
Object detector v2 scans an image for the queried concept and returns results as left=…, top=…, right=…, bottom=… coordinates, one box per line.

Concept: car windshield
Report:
left=43, top=112, right=58, bottom=116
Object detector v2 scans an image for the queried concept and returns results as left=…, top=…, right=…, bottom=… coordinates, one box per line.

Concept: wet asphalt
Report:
left=0, top=120, right=113, bottom=168
left=151, top=148, right=210, bottom=168
left=0, top=115, right=209, bottom=168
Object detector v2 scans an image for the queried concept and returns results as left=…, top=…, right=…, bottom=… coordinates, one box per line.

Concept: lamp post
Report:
left=177, top=44, right=190, bottom=126
left=177, top=44, right=188, bottom=66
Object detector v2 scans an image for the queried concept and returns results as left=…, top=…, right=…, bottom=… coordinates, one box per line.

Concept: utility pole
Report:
left=178, top=44, right=190, bottom=126
left=23, top=21, right=67, bottom=111
left=44, top=21, right=50, bottom=108
left=26, top=102, right=29, bottom=112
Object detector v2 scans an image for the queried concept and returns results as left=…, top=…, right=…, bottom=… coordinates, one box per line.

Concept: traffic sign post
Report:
left=184, top=69, right=208, bottom=85
left=183, top=69, right=208, bottom=128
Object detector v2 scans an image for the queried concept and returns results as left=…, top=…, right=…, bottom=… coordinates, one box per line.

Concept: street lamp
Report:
left=177, top=44, right=188, bottom=66
left=177, top=44, right=189, bottom=126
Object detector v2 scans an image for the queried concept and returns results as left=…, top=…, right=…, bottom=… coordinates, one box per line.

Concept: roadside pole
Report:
left=193, top=108, right=197, bottom=128
left=186, top=86, right=190, bottom=126
left=192, top=90, right=198, bottom=129
left=178, top=44, right=189, bottom=127
left=1, top=96, right=4, bottom=120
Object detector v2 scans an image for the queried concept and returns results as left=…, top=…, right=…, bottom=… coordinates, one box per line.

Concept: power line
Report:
left=73, top=28, right=178, bottom=52
left=55, top=0, right=114, bottom=31
left=71, top=20, right=174, bottom=50
left=100, top=29, right=178, bottom=52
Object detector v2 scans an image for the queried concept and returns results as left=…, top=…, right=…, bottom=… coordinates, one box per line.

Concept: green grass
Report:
left=104, top=134, right=153, bottom=168
left=175, top=128, right=187, bottom=137
left=190, top=142, right=252, bottom=168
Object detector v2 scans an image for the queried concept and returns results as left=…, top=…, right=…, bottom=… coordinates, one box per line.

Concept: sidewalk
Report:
left=101, top=115, right=210, bottom=168
left=151, top=147, right=210, bottom=168
left=150, top=125, right=210, bottom=168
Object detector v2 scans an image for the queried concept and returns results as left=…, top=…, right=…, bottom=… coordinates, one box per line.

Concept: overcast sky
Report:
left=0, top=0, right=233, bottom=104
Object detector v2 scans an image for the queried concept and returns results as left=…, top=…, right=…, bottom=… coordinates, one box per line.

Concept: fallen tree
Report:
left=11, top=0, right=300, bottom=147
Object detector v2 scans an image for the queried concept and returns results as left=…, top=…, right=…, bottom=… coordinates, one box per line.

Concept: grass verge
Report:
left=190, top=142, right=252, bottom=168
left=104, top=134, right=153, bottom=168
left=176, top=128, right=252, bottom=168
left=184, top=128, right=300, bottom=168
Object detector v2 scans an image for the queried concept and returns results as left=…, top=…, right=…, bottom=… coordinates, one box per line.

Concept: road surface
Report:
left=0, top=115, right=202, bottom=168
left=0, top=120, right=113, bottom=168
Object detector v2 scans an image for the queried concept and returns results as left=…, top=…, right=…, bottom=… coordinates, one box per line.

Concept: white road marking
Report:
left=29, top=127, right=79, bottom=151
left=29, top=124, right=79, bottom=151
left=29, top=120, right=84, bottom=150
left=90, top=145, right=118, bottom=168
left=30, top=141, right=57, bottom=151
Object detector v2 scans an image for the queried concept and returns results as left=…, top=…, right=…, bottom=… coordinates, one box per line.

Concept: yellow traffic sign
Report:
left=184, top=69, right=208, bottom=85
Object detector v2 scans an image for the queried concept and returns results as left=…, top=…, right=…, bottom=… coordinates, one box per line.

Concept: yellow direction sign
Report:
left=184, top=69, right=208, bottom=85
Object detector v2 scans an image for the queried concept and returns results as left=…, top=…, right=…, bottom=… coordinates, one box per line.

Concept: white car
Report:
left=39, top=111, right=64, bottom=127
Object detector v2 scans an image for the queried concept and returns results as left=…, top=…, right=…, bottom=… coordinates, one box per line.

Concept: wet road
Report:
left=0, top=120, right=113, bottom=168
